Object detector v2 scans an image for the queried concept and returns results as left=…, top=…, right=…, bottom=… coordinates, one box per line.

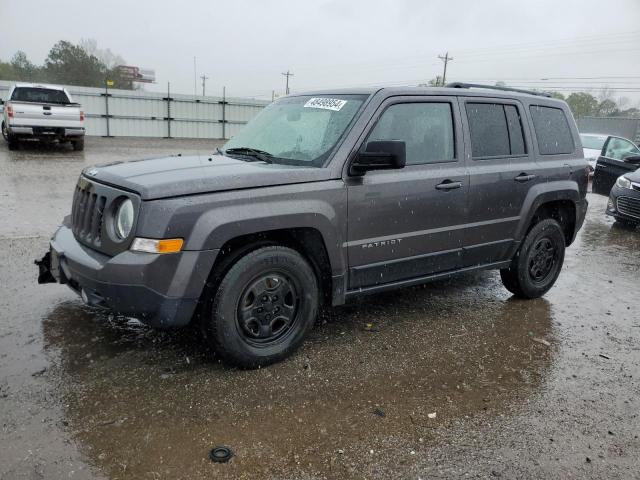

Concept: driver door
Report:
left=345, top=96, right=468, bottom=291
left=593, top=136, right=640, bottom=195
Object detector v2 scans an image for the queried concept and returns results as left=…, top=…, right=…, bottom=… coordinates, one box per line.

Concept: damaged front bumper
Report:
left=37, top=224, right=218, bottom=328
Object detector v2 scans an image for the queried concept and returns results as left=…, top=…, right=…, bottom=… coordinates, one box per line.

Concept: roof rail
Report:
left=445, top=82, right=552, bottom=98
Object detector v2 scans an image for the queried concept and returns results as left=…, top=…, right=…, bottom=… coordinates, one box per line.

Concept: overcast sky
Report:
left=1, top=0, right=639, bottom=102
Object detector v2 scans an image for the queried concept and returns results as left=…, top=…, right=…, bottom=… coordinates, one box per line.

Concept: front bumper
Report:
left=40, top=224, right=218, bottom=328
left=606, top=184, right=640, bottom=222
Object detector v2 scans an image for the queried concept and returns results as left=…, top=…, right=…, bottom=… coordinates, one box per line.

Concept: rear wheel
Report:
left=2, top=122, right=18, bottom=150
left=71, top=138, right=84, bottom=151
left=500, top=219, right=565, bottom=299
left=202, top=246, right=319, bottom=368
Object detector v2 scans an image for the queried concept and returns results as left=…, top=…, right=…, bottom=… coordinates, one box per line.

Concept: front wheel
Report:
left=500, top=219, right=566, bottom=299
left=202, top=246, right=319, bottom=368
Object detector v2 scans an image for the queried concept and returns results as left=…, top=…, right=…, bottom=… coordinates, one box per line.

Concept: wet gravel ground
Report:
left=1, top=138, right=639, bottom=479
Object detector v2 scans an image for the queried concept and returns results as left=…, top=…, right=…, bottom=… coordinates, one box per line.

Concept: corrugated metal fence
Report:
left=0, top=80, right=269, bottom=139
left=577, top=116, right=640, bottom=144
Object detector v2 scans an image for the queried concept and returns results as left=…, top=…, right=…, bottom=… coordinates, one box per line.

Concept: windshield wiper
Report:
left=224, top=147, right=274, bottom=164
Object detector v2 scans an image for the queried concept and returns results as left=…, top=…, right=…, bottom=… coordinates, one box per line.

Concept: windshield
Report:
left=580, top=134, right=607, bottom=150
left=223, top=94, right=368, bottom=167
left=11, top=87, right=71, bottom=104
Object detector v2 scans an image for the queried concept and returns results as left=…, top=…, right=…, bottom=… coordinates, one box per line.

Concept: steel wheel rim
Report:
left=236, top=272, right=300, bottom=346
left=528, top=237, right=557, bottom=284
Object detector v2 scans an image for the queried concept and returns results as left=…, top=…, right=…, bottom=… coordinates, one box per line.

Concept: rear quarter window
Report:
left=529, top=105, right=574, bottom=155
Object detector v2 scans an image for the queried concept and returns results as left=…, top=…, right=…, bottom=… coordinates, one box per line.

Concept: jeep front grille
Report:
left=71, top=184, right=107, bottom=246
left=617, top=196, right=640, bottom=219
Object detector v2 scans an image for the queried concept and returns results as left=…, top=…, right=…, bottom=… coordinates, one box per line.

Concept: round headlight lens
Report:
left=115, top=199, right=134, bottom=239
left=616, top=175, right=632, bottom=189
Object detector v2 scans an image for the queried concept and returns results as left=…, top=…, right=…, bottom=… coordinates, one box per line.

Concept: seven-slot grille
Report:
left=617, top=196, right=640, bottom=219
left=71, top=183, right=106, bottom=247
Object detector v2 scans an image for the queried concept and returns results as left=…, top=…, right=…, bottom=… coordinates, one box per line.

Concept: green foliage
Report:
left=564, top=92, right=599, bottom=118
left=0, top=40, right=133, bottom=89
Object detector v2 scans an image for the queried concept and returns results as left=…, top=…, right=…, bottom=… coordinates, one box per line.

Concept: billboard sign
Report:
left=116, top=66, right=156, bottom=83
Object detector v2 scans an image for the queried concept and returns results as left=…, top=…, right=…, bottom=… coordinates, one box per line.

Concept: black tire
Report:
left=71, top=138, right=84, bottom=151
left=500, top=219, right=566, bottom=299
left=1, top=121, right=7, bottom=141
left=202, top=246, right=318, bottom=368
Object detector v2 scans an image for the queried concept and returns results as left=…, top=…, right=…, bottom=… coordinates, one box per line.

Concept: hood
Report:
left=625, top=168, right=640, bottom=183
left=83, top=154, right=333, bottom=200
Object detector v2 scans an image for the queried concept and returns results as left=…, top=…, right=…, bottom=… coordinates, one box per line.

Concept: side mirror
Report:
left=624, top=154, right=640, bottom=165
left=0, top=99, right=3, bottom=106
left=350, top=140, right=406, bottom=176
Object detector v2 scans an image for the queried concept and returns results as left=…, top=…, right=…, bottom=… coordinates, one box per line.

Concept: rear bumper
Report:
left=40, top=224, right=218, bottom=328
left=9, top=125, right=85, bottom=138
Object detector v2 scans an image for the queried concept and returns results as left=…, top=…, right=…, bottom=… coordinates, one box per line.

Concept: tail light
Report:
left=6, top=104, right=13, bottom=118
left=80, top=110, right=84, bottom=121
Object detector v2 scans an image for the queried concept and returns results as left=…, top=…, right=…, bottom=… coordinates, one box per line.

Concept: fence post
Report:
left=222, top=86, right=226, bottom=140
left=164, top=82, right=172, bottom=138
left=102, top=81, right=112, bottom=137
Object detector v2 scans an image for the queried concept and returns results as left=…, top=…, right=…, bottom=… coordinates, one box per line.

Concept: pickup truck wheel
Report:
left=500, top=219, right=565, bottom=299
left=204, top=246, right=318, bottom=368
left=1, top=122, right=8, bottom=140
left=71, top=138, right=84, bottom=151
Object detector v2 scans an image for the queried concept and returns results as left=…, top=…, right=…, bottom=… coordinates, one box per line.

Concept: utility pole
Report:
left=193, top=56, right=197, bottom=97
left=200, top=74, right=209, bottom=97
left=437, top=52, right=453, bottom=86
left=282, top=70, right=293, bottom=95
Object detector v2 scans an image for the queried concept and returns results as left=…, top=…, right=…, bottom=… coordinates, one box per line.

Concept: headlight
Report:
left=114, top=199, right=134, bottom=239
left=616, top=176, right=632, bottom=189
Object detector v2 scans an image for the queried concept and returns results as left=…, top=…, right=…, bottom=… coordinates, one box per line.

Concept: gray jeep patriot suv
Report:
left=38, top=83, right=589, bottom=367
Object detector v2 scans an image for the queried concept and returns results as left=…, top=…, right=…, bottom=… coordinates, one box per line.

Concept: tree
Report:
left=596, top=99, right=619, bottom=117
left=44, top=40, right=106, bottom=87
left=11, top=51, right=40, bottom=81
left=79, top=38, right=125, bottom=69
left=418, top=76, right=442, bottom=87
left=565, top=92, right=599, bottom=118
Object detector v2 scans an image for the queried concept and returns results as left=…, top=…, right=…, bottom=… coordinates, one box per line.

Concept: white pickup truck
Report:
left=1, top=83, right=85, bottom=151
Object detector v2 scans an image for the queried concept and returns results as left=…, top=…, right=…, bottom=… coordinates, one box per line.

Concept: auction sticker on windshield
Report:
left=304, top=97, right=347, bottom=111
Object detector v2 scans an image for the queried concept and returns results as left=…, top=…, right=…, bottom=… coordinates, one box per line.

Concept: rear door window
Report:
left=529, top=105, right=574, bottom=155
left=466, top=102, right=526, bottom=158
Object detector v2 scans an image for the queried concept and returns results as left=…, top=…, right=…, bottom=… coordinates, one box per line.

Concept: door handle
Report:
left=436, top=180, right=463, bottom=191
left=514, top=173, right=536, bottom=182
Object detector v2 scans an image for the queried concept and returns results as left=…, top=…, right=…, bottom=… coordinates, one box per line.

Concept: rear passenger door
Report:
left=461, top=99, right=539, bottom=266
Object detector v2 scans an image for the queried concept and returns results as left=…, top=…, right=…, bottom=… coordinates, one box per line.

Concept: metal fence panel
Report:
left=0, top=80, right=268, bottom=139
left=577, top=117, right=640, bottom=144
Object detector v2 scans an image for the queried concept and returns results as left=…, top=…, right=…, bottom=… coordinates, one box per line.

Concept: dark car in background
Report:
left=592, top=135, right=640, bottom=196
left=606, top=169, right=640, bottom=227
